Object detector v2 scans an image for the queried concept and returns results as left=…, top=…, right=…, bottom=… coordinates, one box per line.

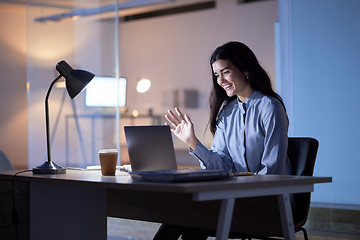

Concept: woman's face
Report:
left=212, top=59, right=252, bottom=101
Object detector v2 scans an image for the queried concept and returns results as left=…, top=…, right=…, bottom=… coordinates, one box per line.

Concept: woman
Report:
left=166, top=41, right=290, bottom=174
left=154, top=41, right=290, bottom=240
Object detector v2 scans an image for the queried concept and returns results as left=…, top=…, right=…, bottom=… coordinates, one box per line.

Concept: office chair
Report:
left=285, top=137, right=319, bottom=240
left=0, top=150, right=14, bottom=170
left=208, top=137, right=319, bottom=240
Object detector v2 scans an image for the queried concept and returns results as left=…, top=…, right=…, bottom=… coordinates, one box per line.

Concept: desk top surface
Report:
left=0, top=169, right=332, bottom=194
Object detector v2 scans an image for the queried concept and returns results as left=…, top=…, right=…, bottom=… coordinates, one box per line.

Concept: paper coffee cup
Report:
left=98, top=149, right=118, bottom=176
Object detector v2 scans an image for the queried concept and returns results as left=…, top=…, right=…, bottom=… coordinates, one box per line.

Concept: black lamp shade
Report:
left=56, top=60, right=95, bottom=99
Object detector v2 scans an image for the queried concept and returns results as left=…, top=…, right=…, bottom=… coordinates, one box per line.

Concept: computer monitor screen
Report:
left=85, top=77, right=126, bottom=107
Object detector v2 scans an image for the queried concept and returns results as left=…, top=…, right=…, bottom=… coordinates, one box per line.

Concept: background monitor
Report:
left=85, top=77, right=126, bottom=107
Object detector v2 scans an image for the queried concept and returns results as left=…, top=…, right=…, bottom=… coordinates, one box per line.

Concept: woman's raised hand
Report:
left=165, top=107, right=198, bottom=150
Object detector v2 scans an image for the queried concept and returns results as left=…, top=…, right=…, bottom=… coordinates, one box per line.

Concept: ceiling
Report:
left=0, top=0, right=216, bottom=21
left=0, top=0, right=210, bottom=9
left=0, top=0, right=269, bottom=22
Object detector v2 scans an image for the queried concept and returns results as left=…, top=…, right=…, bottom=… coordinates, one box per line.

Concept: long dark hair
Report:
left=208, top=41, right=285, bottom=135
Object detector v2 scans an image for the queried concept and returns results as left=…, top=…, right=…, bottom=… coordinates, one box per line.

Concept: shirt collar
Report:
left=237, top=91, right=263, bottom=111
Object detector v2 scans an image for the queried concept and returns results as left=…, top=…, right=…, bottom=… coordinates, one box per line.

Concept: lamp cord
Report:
left=11, top=170, right=32, bottom=240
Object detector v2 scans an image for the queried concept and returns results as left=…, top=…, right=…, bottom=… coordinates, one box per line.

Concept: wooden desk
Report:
left=0, top=170, right=331, bottom=240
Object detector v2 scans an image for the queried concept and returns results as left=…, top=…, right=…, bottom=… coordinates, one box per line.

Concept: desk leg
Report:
left=216, top=198, right=235, bottom=240
left=277, top=194, right=295, bottom=240
left=30, top=182, right=107, bottom=240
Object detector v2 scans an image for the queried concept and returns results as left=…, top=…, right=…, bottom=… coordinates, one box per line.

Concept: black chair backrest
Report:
left=288, top=137, right=319, bottom=177
left=287, top=137, right=319, bottom=229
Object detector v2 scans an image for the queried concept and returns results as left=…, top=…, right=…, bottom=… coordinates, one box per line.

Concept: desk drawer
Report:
left=0, top=179, right=29, bottom=240
left=0, top=180, right=29, bottom=215
left=0, top=212, right=29, bottom=240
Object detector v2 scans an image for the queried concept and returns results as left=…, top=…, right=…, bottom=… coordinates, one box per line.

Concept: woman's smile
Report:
left=222, top=83, right=233, bottom=92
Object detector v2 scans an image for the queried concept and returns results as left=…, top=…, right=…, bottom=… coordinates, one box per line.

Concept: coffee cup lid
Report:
left=98, top=149, right=118, bottom=154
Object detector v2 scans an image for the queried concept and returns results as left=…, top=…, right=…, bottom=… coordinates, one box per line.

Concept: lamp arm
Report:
left=45, top=75, right=62, bottom=163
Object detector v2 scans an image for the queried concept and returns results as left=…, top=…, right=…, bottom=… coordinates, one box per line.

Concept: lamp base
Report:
left=33, top=161, right=66, bottom=174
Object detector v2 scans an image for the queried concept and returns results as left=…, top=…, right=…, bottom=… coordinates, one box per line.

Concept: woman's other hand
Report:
left=165, top=107, right=198, bottom=150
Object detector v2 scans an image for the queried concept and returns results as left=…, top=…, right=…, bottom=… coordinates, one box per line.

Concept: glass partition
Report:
left=26, top=0, right=221, bottom=171
left=26, top=0, right=122, bottom=168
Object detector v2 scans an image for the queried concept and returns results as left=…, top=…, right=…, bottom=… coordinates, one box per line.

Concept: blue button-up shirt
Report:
left=190, top=91, right=291, bottom=175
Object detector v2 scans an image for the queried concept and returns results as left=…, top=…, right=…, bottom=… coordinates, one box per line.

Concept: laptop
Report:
left=124, top=125, right=178, bottom=171
left=124, top=125, right=234, bottom=182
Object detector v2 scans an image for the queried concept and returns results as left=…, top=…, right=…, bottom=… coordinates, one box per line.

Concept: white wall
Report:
left=0, top=4, right=28, bottom=169
left=278, top=0, right=360, bottom=206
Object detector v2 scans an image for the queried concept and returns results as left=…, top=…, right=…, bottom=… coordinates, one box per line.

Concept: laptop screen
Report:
left=124, top=125, right=178, bottom=171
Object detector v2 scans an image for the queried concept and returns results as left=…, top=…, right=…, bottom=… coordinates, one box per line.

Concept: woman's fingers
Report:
left=184, top=113, right=192, bottom=125
left=167, top=109, right=181, bottom=125
left=165, top=114, right=177, bottom=128
left=175, top=107, right=185, bottom=121
left=165, top=108, right=190, bottom=130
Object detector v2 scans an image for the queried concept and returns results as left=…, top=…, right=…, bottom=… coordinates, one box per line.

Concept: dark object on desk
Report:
left=129, top=169, right=234, bottom=182
left=233, top=171, right=254, bottom=176
left=213, top=137, right=319, bottom=240
left=33, top=60, right=95, bottom=174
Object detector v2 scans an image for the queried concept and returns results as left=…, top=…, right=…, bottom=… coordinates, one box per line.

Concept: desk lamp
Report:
left=33, top=60, right=95, bottom=174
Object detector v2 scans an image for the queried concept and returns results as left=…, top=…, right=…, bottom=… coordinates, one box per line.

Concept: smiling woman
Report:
left=208, top=41, right=287, bottom=136
left=158, top=41, right=291, bottom=239
left=165, top=41, right=290, bottom=174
